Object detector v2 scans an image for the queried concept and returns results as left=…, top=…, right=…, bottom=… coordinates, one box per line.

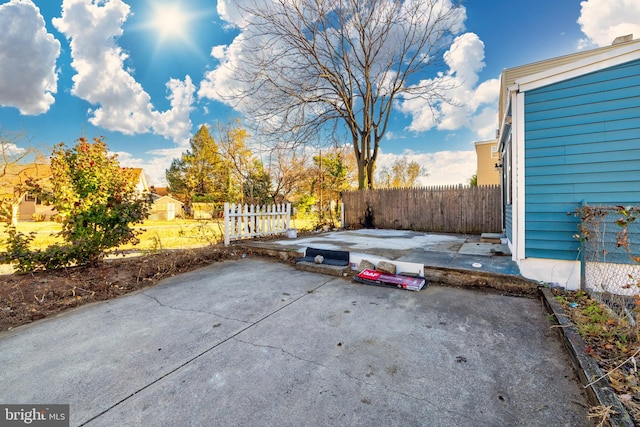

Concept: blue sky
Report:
left=1, top=0, right=638, bottom=186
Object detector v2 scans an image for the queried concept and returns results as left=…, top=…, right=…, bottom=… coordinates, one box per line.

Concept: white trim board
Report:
left=514, top=43, right=640, bottom=92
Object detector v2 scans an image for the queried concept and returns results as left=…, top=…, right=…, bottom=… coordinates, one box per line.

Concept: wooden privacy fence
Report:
left=342, top=185, right=501, bottom=234
left=223, top=202, right=291, bottom=245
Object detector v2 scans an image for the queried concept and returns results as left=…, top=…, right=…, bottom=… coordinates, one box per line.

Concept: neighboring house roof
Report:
left=498, top=37, right=640, bottom=128
left=498, top=37, right=640, bottom=150
left=0, top=163, right=51, bottom=196
left=127, top=167, right=150, bottom=194
left=152, top=195, right=184, bottom=205
left=150, top=186, right=169, bottom=197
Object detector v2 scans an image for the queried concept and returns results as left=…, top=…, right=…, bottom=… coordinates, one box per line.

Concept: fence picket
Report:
left=223, top=203, right=292, bottom=245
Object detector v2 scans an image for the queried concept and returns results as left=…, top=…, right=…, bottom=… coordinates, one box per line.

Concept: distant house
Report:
left=0, top=163, right=55, bottom=222
left=2, top=164, right=158, bottom=223
left=497, top=36, right=640, bottom=289
left=148, top=195, right=184, bottom=221
left=127, top=168, right=150, bottom=196
left=148, top=186, right=184, bottom=220
left=473, top=139, right=500, bottom=186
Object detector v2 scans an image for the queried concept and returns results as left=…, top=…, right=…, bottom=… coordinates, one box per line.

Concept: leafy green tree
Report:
left=216, top=121, right=252, bottom=203
left=165, top=157, right=190, bottom=203
left=3, top=137, right=151, bottom=271
left=166, top=125, right=225, bottom=204
left=469, top=173, right=478, bottom=187
left=167, top=121, right=275, bottom=207
left=243, top=159, right=272, bottom=205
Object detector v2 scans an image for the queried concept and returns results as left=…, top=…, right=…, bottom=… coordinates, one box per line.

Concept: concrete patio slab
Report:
left=253, top=229, right=522, bottom=278
left=1, top=258, right=590, bottom=426
left=459, top=242, right=511, bottom=257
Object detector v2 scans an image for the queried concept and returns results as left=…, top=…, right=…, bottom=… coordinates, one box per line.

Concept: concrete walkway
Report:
left=1, top=258, right=590, bottom=426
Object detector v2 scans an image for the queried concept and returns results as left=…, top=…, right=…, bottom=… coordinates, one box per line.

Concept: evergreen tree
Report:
left=166, top=125, right=225, bottom=204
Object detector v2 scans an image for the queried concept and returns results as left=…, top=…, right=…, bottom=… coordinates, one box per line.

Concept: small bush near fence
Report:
left=342, top=185, right=501, bottom=234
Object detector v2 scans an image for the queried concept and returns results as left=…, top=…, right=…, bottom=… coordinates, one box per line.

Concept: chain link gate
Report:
left=580, top=205, right=640, bottom=315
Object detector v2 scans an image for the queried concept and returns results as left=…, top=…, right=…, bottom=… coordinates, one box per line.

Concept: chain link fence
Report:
left=580, top=205, right=640, bottom=314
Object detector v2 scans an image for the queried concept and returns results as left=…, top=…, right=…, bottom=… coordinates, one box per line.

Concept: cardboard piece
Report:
left=354, top=269, right=426, bottom=291
left=349, top=253, right=424, bottom=277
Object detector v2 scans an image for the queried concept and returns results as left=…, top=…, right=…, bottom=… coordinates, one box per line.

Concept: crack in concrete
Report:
left=80, top=277, right=334, bottom=426
left=141, top=292, right=251, bottom=324
left=231, top=331, right=475, bottom=422
left=231, top=335, right=472, bottom=422
left=383, top=385, right=475, bottom=421
left=232, top=337, right=373, bottom=385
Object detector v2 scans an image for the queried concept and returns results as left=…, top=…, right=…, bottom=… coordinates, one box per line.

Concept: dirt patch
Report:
left=0, top=245, right=254, bottom=332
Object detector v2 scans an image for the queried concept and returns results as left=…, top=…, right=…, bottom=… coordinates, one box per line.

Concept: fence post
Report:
left=285, top=203, right=291, bottom=230
left=224, top=202, right=230, bottom=246
left=249, top=204, right=255, bottom=236
left=242, top=204, right=249, bottom=238
left=340, top=202, right=344, bottom=228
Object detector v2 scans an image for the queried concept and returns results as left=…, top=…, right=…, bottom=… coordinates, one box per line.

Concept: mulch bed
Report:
left=0, top=246, right=247, bottom=331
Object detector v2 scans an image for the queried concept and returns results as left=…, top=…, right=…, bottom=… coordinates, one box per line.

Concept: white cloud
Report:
left=52, top=0, right=194, bottom=144
left=0, top=142, right=26, bottom=157
left=199, top=33, right=251, bottom=106
left=384, top=131, right=407, bottom=141
left=210, top=45, right=227, bottom=60
left=114, top=150, right=175, bottom=187
left=398, top=33, right=500, bottom=140
left=216, top=0, right=247, bottom=28
left=577, top=0, right=640, bottom=47
left=0, top=0, right=60, bottom=115
left=149, top=77, right=195, bottom=145
left=375, top=149, right=476, bottom=186
left=471, top=107, right=499, bottom=140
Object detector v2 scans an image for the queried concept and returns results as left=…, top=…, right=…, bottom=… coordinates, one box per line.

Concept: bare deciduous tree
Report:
left=228, top=0, right=464, bottom=188
left=266, top=146, right=311, bottom=203
left=377, top=156, right=428, bottom=188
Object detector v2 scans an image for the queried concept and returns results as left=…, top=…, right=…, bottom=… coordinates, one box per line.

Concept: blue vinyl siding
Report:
left=524, top=58, right=640, bottom=261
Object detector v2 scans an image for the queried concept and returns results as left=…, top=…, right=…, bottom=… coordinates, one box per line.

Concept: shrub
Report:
left=1, top=137, right=151, bottom=271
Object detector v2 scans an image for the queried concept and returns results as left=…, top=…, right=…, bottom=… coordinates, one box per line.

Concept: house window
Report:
left=24, top=192, right=37, bottom=202
left=491, top=145, right=499, bottom=159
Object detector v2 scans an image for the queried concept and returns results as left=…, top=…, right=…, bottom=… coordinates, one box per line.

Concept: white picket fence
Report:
left=223, top=202, right=291, bottom=246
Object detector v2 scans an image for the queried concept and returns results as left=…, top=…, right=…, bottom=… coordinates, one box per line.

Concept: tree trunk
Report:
left=366, top=160, right=376, bottom=189
left=354, top=140, right=367, bottom=190
left=11, top=203, right=19, bottom=227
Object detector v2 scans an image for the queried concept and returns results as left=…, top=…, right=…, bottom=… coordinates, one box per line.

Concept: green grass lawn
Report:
left=0, top=217, right=318, bottom=253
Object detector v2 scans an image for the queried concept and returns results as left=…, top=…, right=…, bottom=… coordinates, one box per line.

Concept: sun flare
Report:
left=151, top=4, right=189, bottom=43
